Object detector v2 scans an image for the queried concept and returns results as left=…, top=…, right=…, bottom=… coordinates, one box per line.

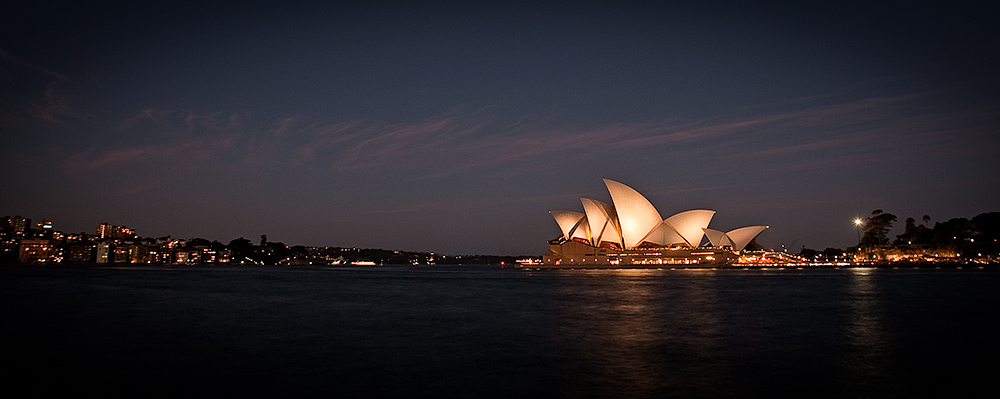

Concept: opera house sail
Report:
left=541, top=179, right=768, bottom=267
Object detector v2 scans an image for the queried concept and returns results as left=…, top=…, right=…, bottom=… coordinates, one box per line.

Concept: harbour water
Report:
left=2, top=264, right=998, bottom=398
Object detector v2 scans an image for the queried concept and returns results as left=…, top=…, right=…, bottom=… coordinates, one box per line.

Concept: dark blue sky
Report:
left=3, top=1, right=998, bottom=255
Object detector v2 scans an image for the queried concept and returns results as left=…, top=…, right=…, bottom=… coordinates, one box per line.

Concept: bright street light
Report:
left=854, top=218, right=863, bottom=246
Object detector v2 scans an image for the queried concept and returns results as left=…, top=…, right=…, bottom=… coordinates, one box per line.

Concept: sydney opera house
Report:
left=542, top=179, right=767, bottom=267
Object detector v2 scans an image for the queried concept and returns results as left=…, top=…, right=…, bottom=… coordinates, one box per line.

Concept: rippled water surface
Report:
left=2, top=265, right=998, bottom=398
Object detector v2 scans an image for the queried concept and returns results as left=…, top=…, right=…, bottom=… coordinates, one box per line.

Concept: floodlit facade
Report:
left=542, top=179, right=768, bottom=267
left=549, top=210, right=589, bottom=243
left=702, top=226, right=769, bottom=252
left=580, top=198, right=618, bottom=247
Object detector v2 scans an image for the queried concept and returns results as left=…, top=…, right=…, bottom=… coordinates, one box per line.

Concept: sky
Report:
left=2, top=1, right=998, bottom=255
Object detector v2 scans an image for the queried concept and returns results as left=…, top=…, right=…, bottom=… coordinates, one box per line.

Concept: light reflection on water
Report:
left=556, top=270, right=667, bottom=397
left=846, top=268, right=888, bottom=377
left=2, top=265, right=998, bottom=398
left=550, top=269, right=730, bottom=397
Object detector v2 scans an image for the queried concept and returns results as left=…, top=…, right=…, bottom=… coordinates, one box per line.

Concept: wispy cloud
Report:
left=65, top=136, right=237, bottom=172
left=0, top=48, right=68, bottom=82
left=0, top=49, right=88, bottom=127
left=751, top=135, right=869, bottom=156
left=312, top=94, right=934, bottom=176
left=67, top=94, right=999, bottom=183
left=363, top=191, right=575, bottom=215
left=26, top=81, right=86, bottom=126
left=334, top=118, right=472, bottom=170
left=115, top=108, right=172, bottom=132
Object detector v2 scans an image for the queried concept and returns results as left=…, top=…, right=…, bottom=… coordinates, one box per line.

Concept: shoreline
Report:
left=514, top=261, right=1000, bottom=270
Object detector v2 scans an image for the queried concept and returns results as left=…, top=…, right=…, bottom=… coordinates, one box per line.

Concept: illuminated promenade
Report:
left=520, top=249, right=998, bottom=270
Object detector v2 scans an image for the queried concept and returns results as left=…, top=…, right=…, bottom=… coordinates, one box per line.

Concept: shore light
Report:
left=854, top=218, right=863, bottom=246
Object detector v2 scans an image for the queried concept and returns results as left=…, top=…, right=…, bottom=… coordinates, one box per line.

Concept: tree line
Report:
left=801, top=211, right=1000, bottom=261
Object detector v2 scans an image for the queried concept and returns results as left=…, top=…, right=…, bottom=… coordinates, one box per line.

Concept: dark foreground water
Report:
left=2, top=265, right=999, bottom=398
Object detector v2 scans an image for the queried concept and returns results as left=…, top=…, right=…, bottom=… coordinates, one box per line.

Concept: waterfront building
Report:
left=139, top=246, right=173, bottom=264
left=113, top=244, right=140, bottom=263
left=543, top=179, right=767, bottom=267
left=63, top=242, right=96, bottom=263
left=95, top=242, right=111, bottom=263
left=0, top=228, right=21, bottom=262
left=174, top=250, right=198, bottom=264
left=18, top=239, right=60, bottom=263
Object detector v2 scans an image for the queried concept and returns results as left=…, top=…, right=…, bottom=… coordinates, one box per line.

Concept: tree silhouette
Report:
left=861, top=209, right=897, bottom=247
left=228, top=237, right=255, bottom=264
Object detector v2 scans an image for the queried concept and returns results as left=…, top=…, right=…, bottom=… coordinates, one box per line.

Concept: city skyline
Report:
left=3, top=2, right=998, bottom=255
left=6, top=208, right=998, bottom=266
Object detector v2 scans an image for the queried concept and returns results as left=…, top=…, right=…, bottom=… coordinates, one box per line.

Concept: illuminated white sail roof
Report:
left=641, top=221, right=686, bottom=246
left=702, top=228, right=732, bottom=247
left=725, top=225, right=768, bottom=251
left=550, top=211, right=589, bottom=241
left=581, top=198, right=620, bottom=247
left=603, top=179, right=663, bottom=250
left=664, top=209, right=715, bottom=247
left=702, top=226, right=767, bottom=251
left=548, top=179, right=768, bottom=252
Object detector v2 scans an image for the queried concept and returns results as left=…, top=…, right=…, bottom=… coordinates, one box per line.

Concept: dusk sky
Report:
left=3, top=1, right=998, bottom=255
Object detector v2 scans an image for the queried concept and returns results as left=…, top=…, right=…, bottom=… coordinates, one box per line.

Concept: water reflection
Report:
left=844, top=268, right=893, bottom=392
left=554, top=269, right=724, bottom=396
left=661, top=270, right=725, bottom=396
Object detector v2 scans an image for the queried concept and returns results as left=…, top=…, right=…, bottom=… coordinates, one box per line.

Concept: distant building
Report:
left=19, top=239, right=59, bottom=263
left=112, top=244, right=136, bottom=263
left=542, top=179, right=767, bottom=267
left=198, top=247, right=230, bottom=263
left=63, top=242, right=96, bottom=263
left=4, top=215, right=31, bottom=235
left=0, top=230, right=19, bottom=262
left=95, top=242, right=111, bottom=263
left=97, top=222, right=114, bottom=239
left=96, top=222, right=136, bottom=240
left=174, top=250, right=198, bottom=264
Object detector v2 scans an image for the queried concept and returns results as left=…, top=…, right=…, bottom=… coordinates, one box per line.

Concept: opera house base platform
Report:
left=539, top=240, right=739, bottom=268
